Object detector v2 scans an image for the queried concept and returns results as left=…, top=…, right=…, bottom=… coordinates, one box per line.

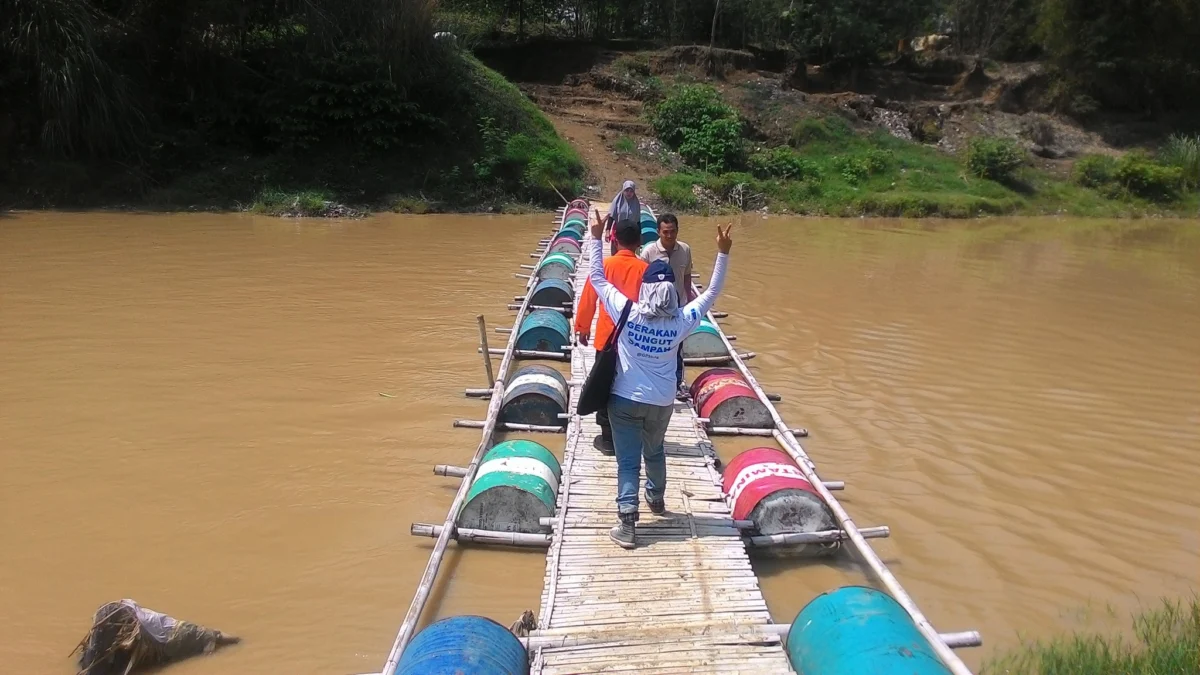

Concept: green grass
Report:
left=614, top=136, right=637, bottom=154
left=251, top=188, right=333, bottom=215
left=653, top=112, right=1200, bottom=218
left=984, top=598, right=1200, bottom=675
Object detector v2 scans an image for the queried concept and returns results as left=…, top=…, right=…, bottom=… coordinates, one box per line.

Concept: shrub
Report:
left=966, top=137, right=1025, bottom=181
left=652, top=173, right=702, bottom=209
left=834, top=156, right=870, bottom=184
left=1073, top=154, right=1118, bottom=188
left=677, top=118, right=745, bottom=173
left=1113, top=151, right=1183, bottom=202
left=790, top=115, right=853, bottom=147
left=650, top=84, right=739, bottom=149
left=1160, top=133, right=1200, bottom=191
left=748, top=147, right=819, bottom=180
left=614, top=136, right=637, bottom=154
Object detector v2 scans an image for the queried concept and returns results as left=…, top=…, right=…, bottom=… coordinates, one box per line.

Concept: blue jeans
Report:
left=607, top=394, right=672, bottom=519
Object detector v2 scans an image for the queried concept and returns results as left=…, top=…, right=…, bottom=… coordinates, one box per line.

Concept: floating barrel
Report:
left=561, top=216, right=586, bottom=233
left=640, top=225, right=659, bottom=246
left=682, top=320, right=727, bottom=358
left=458, top=440, right=562, bottom=533
left=723, top=447, right=837, bottom=557
left=516, top=309, right=570, bottom=352
left=536, top=252, right=576, bottom=282
left=398, top=615, right=529, bottom=675
left=690, top=368, right=772, bottom=428
left=564, top=207, right=588, bottom=222
left=529, top=278, right=573, bottom=310
left=500, top=365, right=568, bottom=426
left=786, top=586, right=952, bottom=675
left=568, top=199, right=589, bottom=211
left=547, top=236, right=582, bottom=256
left=553, top=227, right=582, bottom=242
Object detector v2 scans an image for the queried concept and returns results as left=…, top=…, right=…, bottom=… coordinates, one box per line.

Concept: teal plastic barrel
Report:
left=536, top=252, right=576, bottom=282
left=552, top=227, right=582, bottom=242
left=517, top=309, right=570, bottom=352
left=640, top=225, right=659, bottom=246
left=397, top=615, right=529, bottom=675
left=529, top=278, right=573, bottom=309
left=786, top=586, right=952, bottom=675
left=458, top=439, right=561, bottom=532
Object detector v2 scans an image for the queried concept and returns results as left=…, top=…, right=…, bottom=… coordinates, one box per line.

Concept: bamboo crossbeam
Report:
left=453, top=419, right=566, bottom=433
left=410, top=523, right=551, bottom=547
left=684, top=352, right=755, bottom=365
left=507, top=303, right=572, bottom=314
left=690, top=280, right=974, bottom=675
left=481, top=347, right=570, bottom=361
left=746, top=525, right=889, bottom=547
left=379, top=211, right=567, bottom=675
left=518, top=626, right=980, bottom=650
left=708, top=425, right=806, bottom=437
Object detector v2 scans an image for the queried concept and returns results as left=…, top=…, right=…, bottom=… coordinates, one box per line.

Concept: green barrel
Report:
left=516, top=308, right=570, bottom=352
left=682, top=319, right=727, bottom=358
left=640, top=225, right=659, bottom=246
left=553, top=227, right=582, bottom=242
left=536, top=252, right=576, bottom=282
left=457, top=440, right=562, bottom=533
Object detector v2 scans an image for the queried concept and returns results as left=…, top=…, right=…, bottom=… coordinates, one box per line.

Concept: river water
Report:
left=2, top=212, right=1198, bottom=674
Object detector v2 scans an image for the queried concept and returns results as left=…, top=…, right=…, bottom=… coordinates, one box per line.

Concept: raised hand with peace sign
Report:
left=716, top=223, right=733, bottom=254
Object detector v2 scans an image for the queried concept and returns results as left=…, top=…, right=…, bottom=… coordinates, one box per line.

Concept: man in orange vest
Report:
left=574, top=219, right=647, bottom=454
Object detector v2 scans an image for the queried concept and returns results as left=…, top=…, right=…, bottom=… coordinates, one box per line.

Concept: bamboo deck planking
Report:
left=531, top=207, right=793, bottom=674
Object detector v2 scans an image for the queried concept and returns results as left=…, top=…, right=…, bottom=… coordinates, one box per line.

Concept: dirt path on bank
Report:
left=520, top=83, right=667, bottom=202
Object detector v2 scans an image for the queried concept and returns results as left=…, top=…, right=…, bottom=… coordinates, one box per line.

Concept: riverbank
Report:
left=1, top=53, right=583, bottom=216
left=983, top=597, right=1199, bottom=674
left=494, top=44, right=1200, bottom=219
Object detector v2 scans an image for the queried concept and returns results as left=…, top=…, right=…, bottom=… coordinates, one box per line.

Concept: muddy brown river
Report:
left=2, top=212, right=1198, bottom=674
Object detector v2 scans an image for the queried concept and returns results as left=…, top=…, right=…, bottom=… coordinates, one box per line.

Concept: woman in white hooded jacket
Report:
left=586, top=213, right=733, bottom=548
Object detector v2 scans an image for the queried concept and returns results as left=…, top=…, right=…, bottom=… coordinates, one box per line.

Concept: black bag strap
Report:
left=610, top=300, right=633, bottom=346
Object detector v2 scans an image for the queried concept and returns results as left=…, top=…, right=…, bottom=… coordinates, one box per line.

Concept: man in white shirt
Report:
left=639, top=213, right=697, bottom=400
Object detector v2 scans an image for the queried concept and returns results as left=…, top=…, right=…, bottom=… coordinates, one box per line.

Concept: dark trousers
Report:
left=597, top=405, right=612, bottom=440
left=676, top=349, right=685, bottom=390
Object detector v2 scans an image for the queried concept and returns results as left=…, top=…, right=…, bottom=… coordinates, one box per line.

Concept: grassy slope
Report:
left=650, top=91, right=1199, bottom=218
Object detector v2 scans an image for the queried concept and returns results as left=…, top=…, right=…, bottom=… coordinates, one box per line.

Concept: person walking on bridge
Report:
left=585, top=212, right=734, bottom=549
left=574, top=218, right=647, bottom=455
left=603, top=180, right=641, bottom=255
left=639, top=213, right=696, bottom=401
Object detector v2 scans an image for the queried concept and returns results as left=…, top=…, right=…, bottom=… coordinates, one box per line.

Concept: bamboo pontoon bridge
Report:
left=369, top=202, right=982, bottom=675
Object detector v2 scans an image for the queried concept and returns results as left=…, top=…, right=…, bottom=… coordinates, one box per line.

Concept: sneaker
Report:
left=647, top=495, right=666, bottom=515
left=609, top=522, right=636, bottom=549
left=593, top=435, right=615, bottom=456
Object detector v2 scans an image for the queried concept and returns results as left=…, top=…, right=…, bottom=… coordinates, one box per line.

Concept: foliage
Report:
left=780, top=0, right=939, bottom=64
left=1073, top=154, right=1118, bottom=189
left=614, top=136, right=637, bottom=154
left=1161, top=134, right=1200, bottom=191
left=966, top=137, right=1024, bottom=181
left=1112, top=152, right=1184, bottom=202
left=252, top=189, right=334, bottom=216
left=748, top=147, right=819, bottom=180
left=1036, top=0, right=1200, bottom=113
left=983, top=598, right=1200, bottom=675
left=650, top=85, right=739, bottom=148
left=651, top=85, right=745, bottom=172
left=790, top=116, right=854, bottom=147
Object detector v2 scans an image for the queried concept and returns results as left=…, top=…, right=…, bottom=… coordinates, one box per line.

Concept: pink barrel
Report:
left=568, top=199, right=589, bottom=211
left=690, top=368, right=771, bottom=428
left=564, top=207, right=588, bottom=222
left=723, top=447, right=838, bottom=557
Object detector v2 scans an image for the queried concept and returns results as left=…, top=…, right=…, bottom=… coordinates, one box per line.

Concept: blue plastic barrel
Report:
left=397, top=615, right=529, bottom=675
left=529, top=278, right=573, bottom=310
left=501, top=364, right=569, bottom=426
left=786, top=586, right=951, bottom=675
left=640, top=225, right=659, bottom=246
left=517, top=309, right=570, bottom=352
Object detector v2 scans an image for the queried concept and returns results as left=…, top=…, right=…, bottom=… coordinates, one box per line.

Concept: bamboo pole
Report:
left=476, top=315, right=495, bottom=388
left=684, top=352, right=755, bottom=365
left=379, top=210, right=567, bottom=675
left=481, top=347, right=570, bottom=361
left=410, top=523, right=551, bottom=547
left=708, top=425, right=806, bottom=437
left=507, top=303, right=571, bottom=314
left=434, top=465, right=467, bottom=477
left=746, top=525, right=889, bottom=547
left=453, top=420, right=566, bottom=433
left=691, top=281, right=974, bottom=675
left=517, top=627, right=980, bottom=650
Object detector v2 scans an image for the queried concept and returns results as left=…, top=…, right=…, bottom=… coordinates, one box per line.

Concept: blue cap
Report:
left=643, top=260, right=675, bottom=283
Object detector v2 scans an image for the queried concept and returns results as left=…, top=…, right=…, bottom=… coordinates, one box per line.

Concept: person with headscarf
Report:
left=585, top=211, right=734, bottom=549
left=604, top=180, right=641, bottom=254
